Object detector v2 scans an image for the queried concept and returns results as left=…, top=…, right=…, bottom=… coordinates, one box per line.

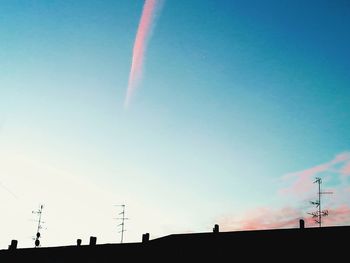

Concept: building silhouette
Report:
left=1, top=220, right=349, bottom=262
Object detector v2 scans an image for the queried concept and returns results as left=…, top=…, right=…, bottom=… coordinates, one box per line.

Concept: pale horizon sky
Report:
left=1, top=0, right=350, bottom=248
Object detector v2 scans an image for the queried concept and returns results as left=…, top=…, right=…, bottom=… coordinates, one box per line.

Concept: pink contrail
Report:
left=125, top=0, right=163, bottom=108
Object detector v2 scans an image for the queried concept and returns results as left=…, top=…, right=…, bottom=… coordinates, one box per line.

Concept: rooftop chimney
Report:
left=77, top=239, right=82, bottom=246
left=8, top=240, right=18, bottom=250
left=213, top=224, right=219, bottom=233
left=142, top=233, right=150, bottom=243
left=89, top=236, right=97, bottom=246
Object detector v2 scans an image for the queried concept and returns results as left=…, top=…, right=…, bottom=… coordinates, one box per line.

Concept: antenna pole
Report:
left=37, top=205, right=43, bottom=233
left=318, top=178, right=321, bottom=227
left=32, top=204, right=44, bottom=247
left=308, top=177, right=332, bottom=227
left=120, top=205, right=125, bottom=243
left=114, top=204, right=129, bottom=243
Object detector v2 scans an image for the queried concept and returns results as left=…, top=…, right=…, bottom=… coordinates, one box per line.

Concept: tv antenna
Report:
left=308, top=177, right=333, bottom=227
left=114, top=204, right=129, bottom=243
left=32, top=204, right=44, bottom=247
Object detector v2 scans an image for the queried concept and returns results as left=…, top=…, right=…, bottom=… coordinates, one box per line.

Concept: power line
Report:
left=0, top=181, right=18, bottom=199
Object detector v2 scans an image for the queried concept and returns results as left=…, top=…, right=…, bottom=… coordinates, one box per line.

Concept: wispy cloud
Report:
left=218, top=207, right=302, bottom=231
left=217, top=152, right=350, bottom=231
left=323, top=205, right=350, bottom=225
left=124, top=0, right=164, bottom=108
left=218, top=204, right=350, bottom=231
left=279, top=152, right=350, bottom=196
left=341, top=161, right=350, bottom=176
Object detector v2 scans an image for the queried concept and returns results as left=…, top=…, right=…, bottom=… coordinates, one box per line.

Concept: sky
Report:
left=0, top=0, right=350, bottom=248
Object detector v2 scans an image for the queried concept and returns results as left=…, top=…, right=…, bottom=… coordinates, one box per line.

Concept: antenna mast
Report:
left=114, top=204, right=129, bottom=243
left=32, top=204, right=44, bottom=247
left=308, top=177, right=333, bottom=227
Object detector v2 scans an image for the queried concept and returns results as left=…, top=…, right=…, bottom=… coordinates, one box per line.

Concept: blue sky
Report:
left=0, top=0, right=349, bottom=248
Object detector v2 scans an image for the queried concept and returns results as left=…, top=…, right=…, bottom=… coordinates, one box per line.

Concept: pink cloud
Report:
left=341, top=161, right=350, bottom=176
left=125, top=0, right=163, bottom=108
left=314, top=205, right=350, bottom=226
left=218, top=206, right=307, bottom=231
left=216, top=152, right=350, bottom=232
left=279, top=163, right=330, bottom=195
left=331, top=152, right=350, bottom=164
left=218, top=205, right=350, bottom=231
left=279, top=152, right=350, bottom=196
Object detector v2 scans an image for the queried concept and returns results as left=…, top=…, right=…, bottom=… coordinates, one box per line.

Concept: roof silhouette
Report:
left=1, top=222, right=349, bottom=262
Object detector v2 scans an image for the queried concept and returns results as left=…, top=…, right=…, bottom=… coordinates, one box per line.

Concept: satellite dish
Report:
left=35, top=239, right=40, bottom=247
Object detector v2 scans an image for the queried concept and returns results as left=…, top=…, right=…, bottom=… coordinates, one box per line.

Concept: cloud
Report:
left=124, top=0, right=164, bottom=108
left=216, top=152, right=350, bottom=231
left=279, top=152, right=350, bottom=196
left=218, top=204, right=350, bottom=231
left=323, top=205, right=350, bottom=225
left=218, top=206, right=309, bottom=231
left=341, top=161, right=350, bottom=176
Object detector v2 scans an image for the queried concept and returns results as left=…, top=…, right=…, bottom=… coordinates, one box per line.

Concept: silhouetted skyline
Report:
left=2, top=224, right=349, bottom=261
